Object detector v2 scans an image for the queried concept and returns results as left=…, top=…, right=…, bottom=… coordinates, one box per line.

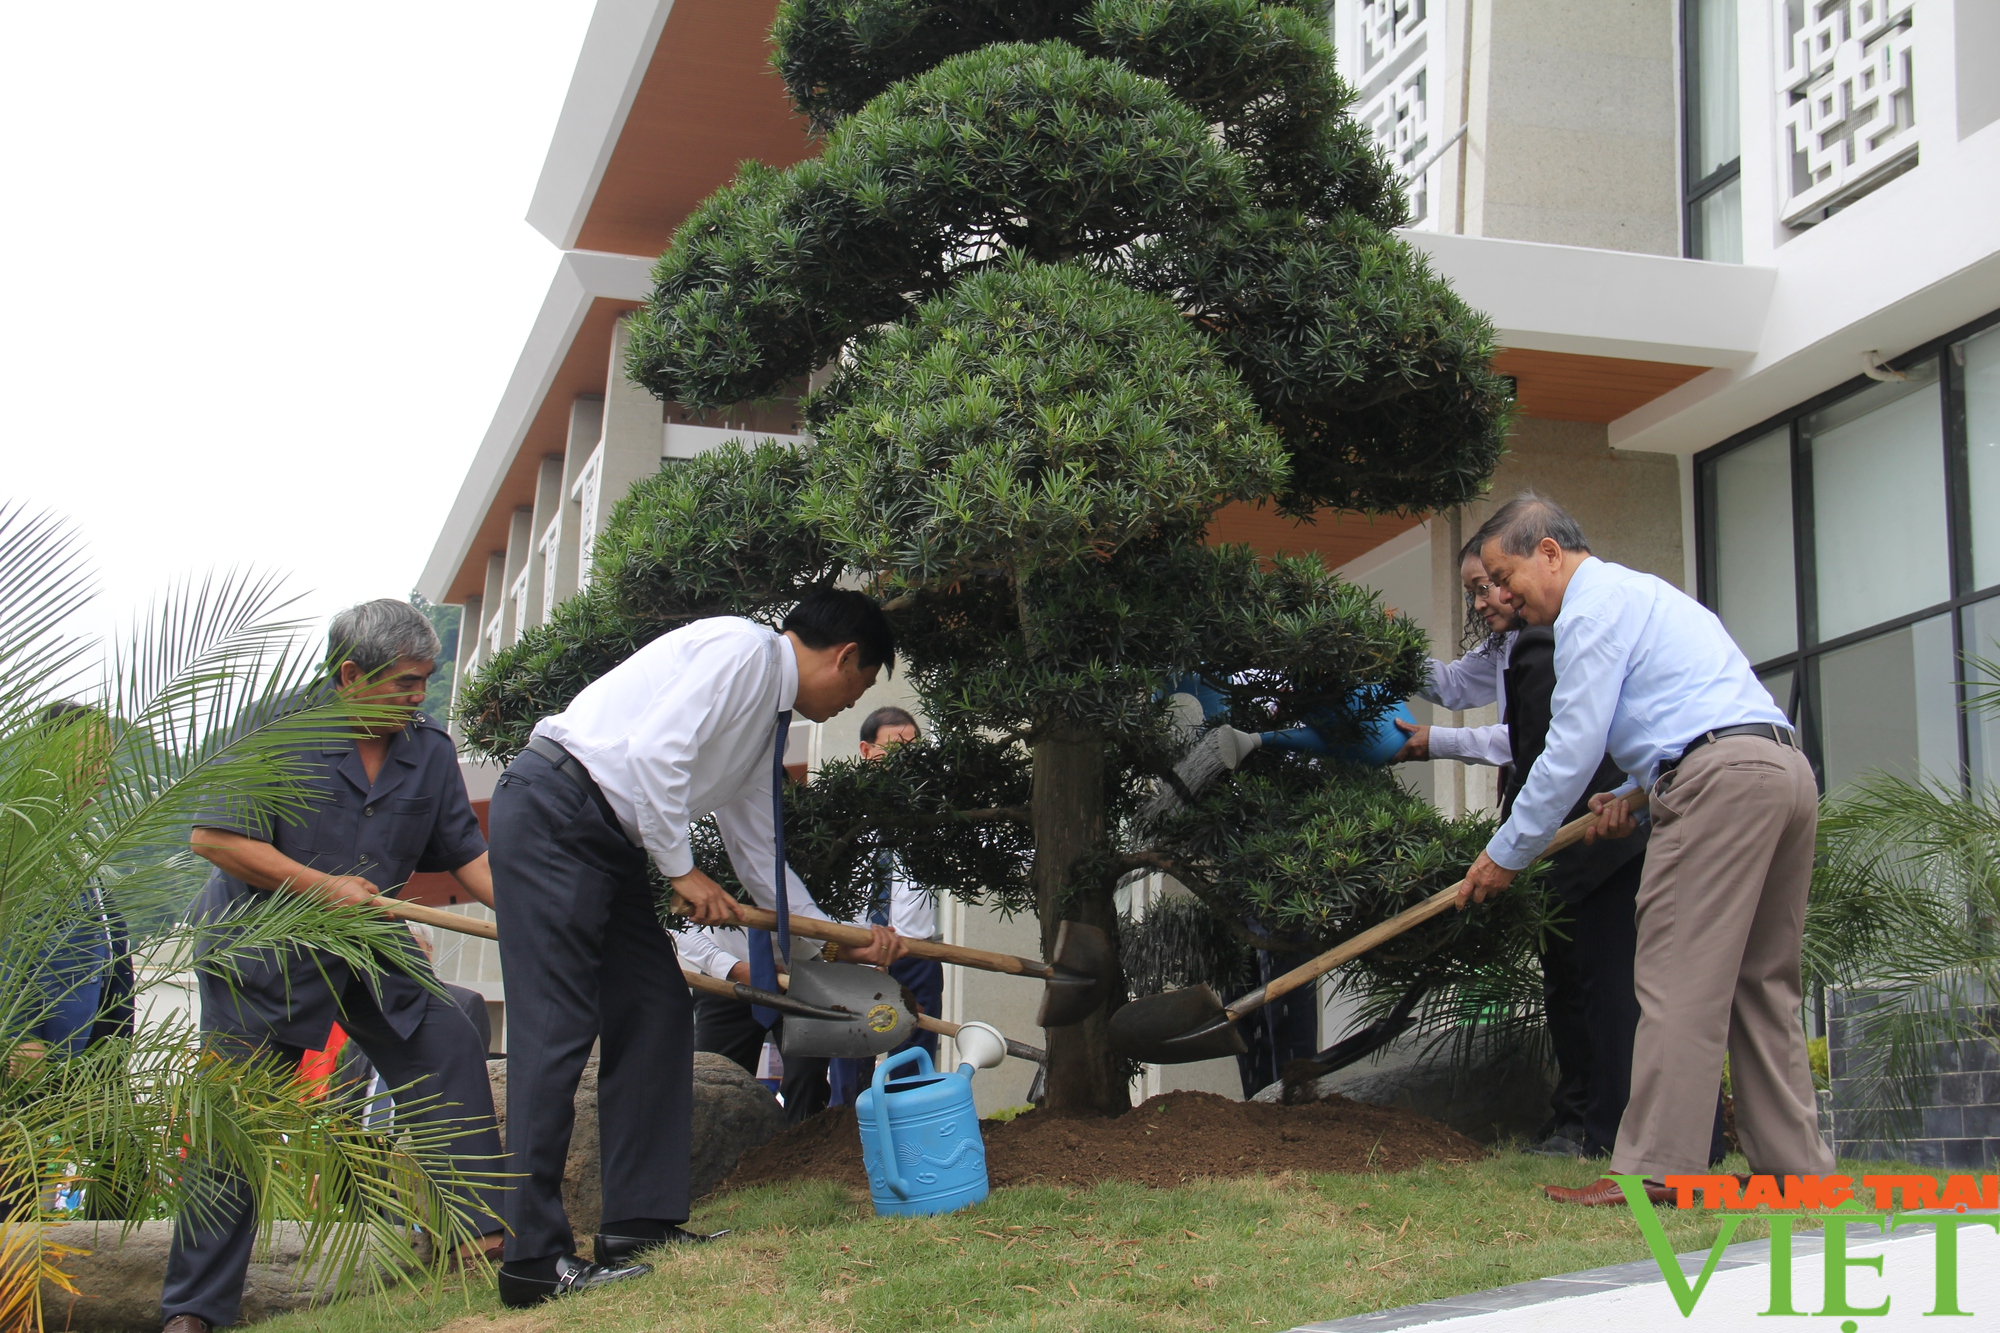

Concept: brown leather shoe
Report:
left=1542, top=1178, right=1674, bottom=1207
left=163, top=1317, right=211, bottom=1333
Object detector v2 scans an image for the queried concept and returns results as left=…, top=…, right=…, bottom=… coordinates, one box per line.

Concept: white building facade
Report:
left=419, top=0, right=2000, bottom=1101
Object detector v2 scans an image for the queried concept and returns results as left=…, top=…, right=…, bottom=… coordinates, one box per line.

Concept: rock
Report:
left=35, top=1221, right=408, bottom=1333
left=487, top=1050, right=783, bottom=1240
left=1254, top=1037, right=1554, bottom=1143
left=689, top=1051, right=788, bottom=1199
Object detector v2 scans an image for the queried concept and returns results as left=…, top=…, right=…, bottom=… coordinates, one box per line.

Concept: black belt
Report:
left=523, top=735, right=633, bottom=842
left=1660, top=723, right=1798, bottom=776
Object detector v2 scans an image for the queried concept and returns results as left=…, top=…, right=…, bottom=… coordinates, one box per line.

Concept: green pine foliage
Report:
left=461, top=0, right=1517, bottom=1110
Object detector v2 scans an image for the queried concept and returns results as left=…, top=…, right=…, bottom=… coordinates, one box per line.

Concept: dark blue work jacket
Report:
left=192, top=711, right=486, bottom=1049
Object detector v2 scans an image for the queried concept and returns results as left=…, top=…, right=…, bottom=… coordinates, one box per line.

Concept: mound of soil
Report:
left=714, top=1090, right=1481, bottom=1195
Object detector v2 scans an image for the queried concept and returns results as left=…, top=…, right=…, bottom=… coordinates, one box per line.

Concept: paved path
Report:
left=1293, top=1217, right=2000, bottom=1331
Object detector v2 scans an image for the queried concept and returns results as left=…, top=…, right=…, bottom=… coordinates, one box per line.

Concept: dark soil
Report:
left=714, top=1090, right=1482, bottom=1195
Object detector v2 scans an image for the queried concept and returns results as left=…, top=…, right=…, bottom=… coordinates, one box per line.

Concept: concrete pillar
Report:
left=480, top=553, right=506, bottom=663
left=1460, top=0, right=1679, bottom=255
left=499, top=507, right=535, bottom=649
left=545, top=396, right=602, bottom=617
left=577, top=316, right=665, bottom=588
left=524, top=455, right=564, bottom=633
left=448, top=592, right=482, bottom=741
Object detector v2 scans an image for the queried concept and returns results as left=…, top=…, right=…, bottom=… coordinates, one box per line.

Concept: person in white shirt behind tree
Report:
left=486, top=590, right=907, bottom=1306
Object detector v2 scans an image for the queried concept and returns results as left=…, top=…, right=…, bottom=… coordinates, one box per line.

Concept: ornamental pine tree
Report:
left=460, top=0, right=1529, bottom=1113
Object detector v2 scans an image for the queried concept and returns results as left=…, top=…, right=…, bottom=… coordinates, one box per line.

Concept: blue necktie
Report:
left=748, top=709, right=792, bottom=1028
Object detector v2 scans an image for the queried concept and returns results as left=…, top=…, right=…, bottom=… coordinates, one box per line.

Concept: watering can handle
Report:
left=871, top=1046, right=932, bottom=1201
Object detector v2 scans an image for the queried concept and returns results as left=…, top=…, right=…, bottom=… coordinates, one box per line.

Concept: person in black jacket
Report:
left=1499, top=627, right=1648, bottom=1158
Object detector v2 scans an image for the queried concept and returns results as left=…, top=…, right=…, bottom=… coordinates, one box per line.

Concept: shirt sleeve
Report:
left=1485, top=608, right=1630, bottom=870
left=1428, top=722, right=1512, bottom=767
left=675, top=927, right=745, bottom=981
left=627, top=633, right=770, bottom=879
left=416, top=740, right=488, bottom=873
left=711, top=790, right=832, bottom=924
left=1417, top=645, right=1502, bottom=712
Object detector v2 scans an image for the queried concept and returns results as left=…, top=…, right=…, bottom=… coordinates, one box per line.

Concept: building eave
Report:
left=416, top=251, right=655, bottom=604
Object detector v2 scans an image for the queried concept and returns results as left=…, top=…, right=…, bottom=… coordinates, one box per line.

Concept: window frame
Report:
left=1695, top=306, right=2000, bottom=790
left=1681, top=0, right=1742, bottom=260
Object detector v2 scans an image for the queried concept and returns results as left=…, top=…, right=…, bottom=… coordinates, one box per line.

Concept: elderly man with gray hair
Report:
left=1457, top=494, right=1831, bottom=1206
left=161, top=600, right=504, bottom=1333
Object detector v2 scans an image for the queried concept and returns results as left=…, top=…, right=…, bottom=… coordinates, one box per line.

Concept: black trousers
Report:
left=488, top=748, right=691, bottom=1263
left=160, top=984, right=503, bottom=1328
left=693, top=994, right=830, bottom=1126
left=1540, top=858, right=1647, bottom=1156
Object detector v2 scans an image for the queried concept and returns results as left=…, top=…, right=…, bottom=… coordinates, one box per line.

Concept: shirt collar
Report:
left=1554, top=555, right=1604, bottom=625
left=776, top=628, right=800, bottom=714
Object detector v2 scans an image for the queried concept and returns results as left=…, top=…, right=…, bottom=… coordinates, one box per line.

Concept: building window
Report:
left=1697, top=308, right=2000, bottom=796
left=1683, top=0, right=1741, bottom=261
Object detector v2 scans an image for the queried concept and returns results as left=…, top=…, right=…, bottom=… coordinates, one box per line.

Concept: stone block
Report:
left=487, top=1051, right=784, bottom=1242
left=1923, top=1106, right=1965, bottom=1140
left=36, top=1221, right=409, bottom=1333
left=1940, top=1138, right=1995, bottom=1169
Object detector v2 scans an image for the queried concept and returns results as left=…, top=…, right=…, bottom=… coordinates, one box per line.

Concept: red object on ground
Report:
left=298, top=1024, right=349, bottom=1097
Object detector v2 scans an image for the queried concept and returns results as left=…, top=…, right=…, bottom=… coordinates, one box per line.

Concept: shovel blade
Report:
left=1108, top=985, right=1249, bottom=1064
left=1036, top=920, right=1116, bottom=1028
left=779, top=958, right=917, bottom=1059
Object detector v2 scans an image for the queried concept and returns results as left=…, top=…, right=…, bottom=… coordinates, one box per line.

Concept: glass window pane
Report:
left=1758, top=666, right=1796, bottom=722
left=1806, top=369, right=1948, bottom=642
left=1709, top=429, right=1796, bottom=663
left=1961, top=325, right=2000, bottom=592
left=1690, top=176, right=1742, bottom=263
left=1688, top=0, right=1740, bottom=180
left=1966, top=597, right=2000, bottom=789
left=1816, top=614, right=1958, bottom=795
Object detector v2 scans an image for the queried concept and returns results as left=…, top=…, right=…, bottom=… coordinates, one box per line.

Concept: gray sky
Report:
left=1, top=1, right=595, bottom=649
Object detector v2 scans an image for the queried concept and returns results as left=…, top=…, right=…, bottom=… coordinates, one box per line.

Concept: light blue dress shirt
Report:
left=1485, top=557, right=1789, bottom=870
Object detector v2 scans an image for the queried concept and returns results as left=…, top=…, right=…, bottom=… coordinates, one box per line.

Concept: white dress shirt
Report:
left=1485, top=558, right=1789, bottom=870
left=535, top=615, right=833, bottom=923
left=1418, top=633, right=1515, bottom=767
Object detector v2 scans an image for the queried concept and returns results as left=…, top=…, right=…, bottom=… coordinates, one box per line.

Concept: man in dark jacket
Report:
left=161, top=600, right=504, bottom=1333
left=1499, top=627, right=1648, bottom=1158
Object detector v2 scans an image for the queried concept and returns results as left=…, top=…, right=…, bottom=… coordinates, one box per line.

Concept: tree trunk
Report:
left=1031, top=722, right=1129, bottom=1115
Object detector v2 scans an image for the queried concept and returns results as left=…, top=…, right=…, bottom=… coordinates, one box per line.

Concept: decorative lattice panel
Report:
left=1778, top=0, right=1917, bottom=225
left=1340, top=0, right=1444, bottom=227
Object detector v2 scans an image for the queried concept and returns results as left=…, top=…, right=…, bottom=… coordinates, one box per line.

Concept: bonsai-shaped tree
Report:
left=461, top=0, right=1529, bottom=1112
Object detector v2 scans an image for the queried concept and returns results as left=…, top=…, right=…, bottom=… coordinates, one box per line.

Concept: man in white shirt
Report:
left=486, top=591, right=905, bottom=1305
left=1457, top=494, right=1831, bottom=1204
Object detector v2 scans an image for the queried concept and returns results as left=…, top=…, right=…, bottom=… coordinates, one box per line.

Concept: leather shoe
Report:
left=497, top=1253, right=651, bottom=1308
left=1542, top=1178, right=1674, bottom=1207
left=162, top=1318, right=211, bottom=1333
left=595, top=1225, right=727, bottom=1265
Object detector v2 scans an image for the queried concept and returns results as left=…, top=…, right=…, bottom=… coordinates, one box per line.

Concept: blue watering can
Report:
left=855, top=1023, right=1007, bottom=1217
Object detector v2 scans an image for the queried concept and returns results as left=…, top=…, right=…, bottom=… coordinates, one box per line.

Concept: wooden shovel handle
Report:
left=1227, top=790, right=1651, bottom=1021
left=370, top=895, right=499, bottom=940
left=375, top=895, right=1049, bottom=1064
left=670, top=896, right=1055, bottom=981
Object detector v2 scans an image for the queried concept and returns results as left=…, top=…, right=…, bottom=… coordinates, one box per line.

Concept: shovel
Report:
left=669, top=895, right=1114, bottom=1028
left=1108, top=791, right=1651, bottom=1064
left=368, top=896, right=1048, bottom=1063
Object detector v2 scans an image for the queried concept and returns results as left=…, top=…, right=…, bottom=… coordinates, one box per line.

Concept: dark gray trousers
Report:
left=160, top=985, right=503, bottom=1328
left=693, top=993, right=829, bottom=1126
left=488, top=748, right=691, bottom=1262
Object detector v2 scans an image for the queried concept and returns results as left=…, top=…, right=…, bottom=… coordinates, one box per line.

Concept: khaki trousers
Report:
left=1610, top=734, right=1834, bottom=1179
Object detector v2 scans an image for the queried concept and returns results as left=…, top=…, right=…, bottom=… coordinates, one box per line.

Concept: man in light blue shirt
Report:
left=1458, top=494, right=1831, bottom=1201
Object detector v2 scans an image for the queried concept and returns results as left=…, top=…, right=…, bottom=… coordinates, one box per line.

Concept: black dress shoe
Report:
left=497, top=1253, right=652, bottom=1308
left=595, top=1225, right=728, bottom=1265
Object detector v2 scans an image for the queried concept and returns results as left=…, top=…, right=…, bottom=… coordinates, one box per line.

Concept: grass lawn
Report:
left=257, top=1150, right=1928, bottom=1333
